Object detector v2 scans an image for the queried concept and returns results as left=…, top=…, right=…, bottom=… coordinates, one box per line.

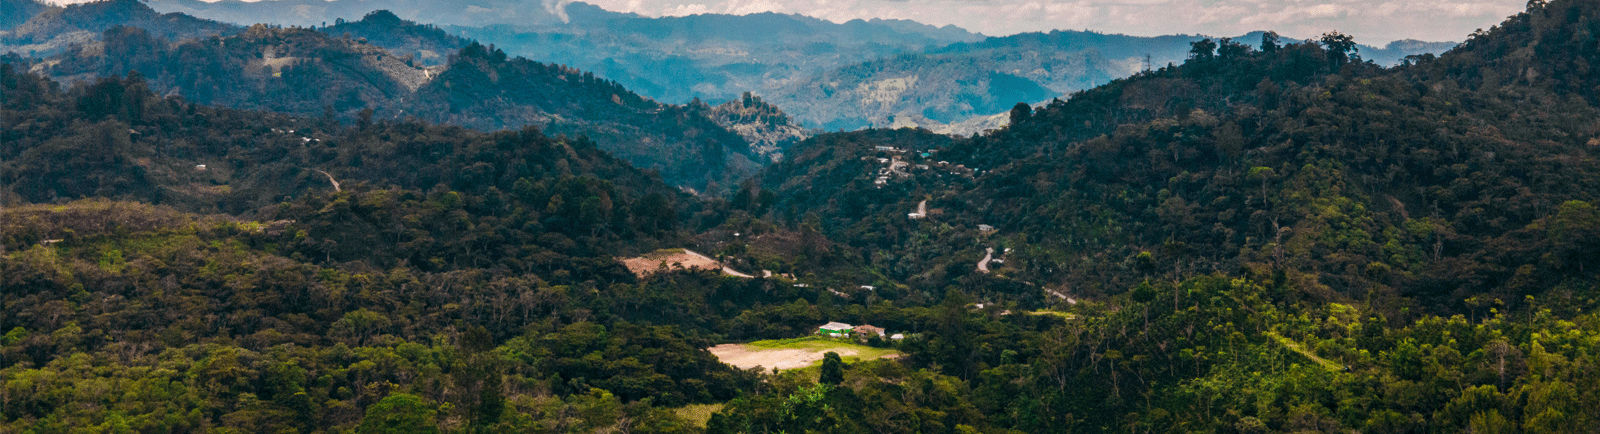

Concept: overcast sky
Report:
left=582, top=0, right=1526, bottom=43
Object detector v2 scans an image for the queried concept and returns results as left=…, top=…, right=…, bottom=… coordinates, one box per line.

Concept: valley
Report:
left=4, top=0, right=1600, bottom=433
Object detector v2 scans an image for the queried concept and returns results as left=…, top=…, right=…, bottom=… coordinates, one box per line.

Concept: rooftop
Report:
left=819, top=321, right=853, bottom=331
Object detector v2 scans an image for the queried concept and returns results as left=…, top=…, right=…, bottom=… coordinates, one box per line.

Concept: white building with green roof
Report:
left=817, top=322, right=853, bottom=336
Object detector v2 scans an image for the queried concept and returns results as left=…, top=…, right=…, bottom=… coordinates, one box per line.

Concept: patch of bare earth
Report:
left=619, top=249, right=751, bottom=278
left=708, top=344, right=860, bottom=371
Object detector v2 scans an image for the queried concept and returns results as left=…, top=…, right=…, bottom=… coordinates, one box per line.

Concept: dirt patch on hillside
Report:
left=620, top=249, right=750, bottom=278
left=709, top=344, right=859, bottom=371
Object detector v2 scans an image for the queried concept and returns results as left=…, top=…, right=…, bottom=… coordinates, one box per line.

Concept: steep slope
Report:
left=0, top=0, right=236, bottom=56
left=147, top=0, right=981, bottom=105
left=0, top=0, right=49, bottom=30
left=448, top=3, right=982, bottom=105
left=0, top=65, right=774, bottom=432
left=761, top=2, right=1600, bottom=318
left=46, top=24, right=429, bottom=113
left=771, top=53, right=1066, bottom=130
left=690, top=93, right=813, bottom=163
left=21, top=3, right=755, bottom=189
left=782, top=29, right=1459, bottom=131
left=1, top=64, right=690, bottom=266
left=408, top=42, right=757, bottom=187
left=319, top=9, right=467, bottom=67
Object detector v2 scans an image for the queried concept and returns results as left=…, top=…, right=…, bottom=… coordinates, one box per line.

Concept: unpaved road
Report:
left=977, top=247, right=994, bottom=273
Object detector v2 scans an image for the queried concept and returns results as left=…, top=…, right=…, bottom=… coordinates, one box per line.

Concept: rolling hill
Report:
left=13, top=1, right=765, bottom=190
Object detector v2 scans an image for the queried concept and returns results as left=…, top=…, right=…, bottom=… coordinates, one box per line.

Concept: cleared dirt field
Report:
left=619, top=248, right=751, bottom=278
left=708, top=337, right=901, bottom=371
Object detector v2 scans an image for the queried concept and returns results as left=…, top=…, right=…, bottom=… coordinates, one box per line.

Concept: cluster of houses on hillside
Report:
left=866, top=146, right=977, bottom=188
left=817, top=322, right=904, bottom=341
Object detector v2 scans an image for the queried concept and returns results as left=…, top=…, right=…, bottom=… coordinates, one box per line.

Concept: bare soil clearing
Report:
left=708, top=338, right=902, bottom=371
left=619, top=249, right=752, bottom=278
left=709, top=344, right=857, bottom=370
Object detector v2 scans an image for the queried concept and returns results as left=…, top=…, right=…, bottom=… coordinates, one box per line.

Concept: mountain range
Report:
left=6, top=0, right=792, bottom=190
left=132, top=0, right=1456, bottom=132
left=0, top=0, right=234, bottom=56
left=5, top=0, right=1600, bottom=432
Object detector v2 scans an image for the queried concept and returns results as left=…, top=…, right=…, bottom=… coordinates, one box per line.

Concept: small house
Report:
left=818, top=322, right=853, bottom=336
left=890, top=333, right=905, bottom=340
left=978, top=224, right=996, bottom=232
left=854, top=325, right=886, bottom=338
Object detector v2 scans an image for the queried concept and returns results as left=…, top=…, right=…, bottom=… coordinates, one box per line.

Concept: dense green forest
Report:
left=5, top=0, right=1600, bottom=433
left=16, top=0, right=759, bottom=190
left=0, top=0, right=235, bottom=57
left=319, top=10, right=465, bottom=67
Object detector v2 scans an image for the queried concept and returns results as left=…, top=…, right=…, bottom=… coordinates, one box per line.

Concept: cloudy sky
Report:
left=581, top=0, right=1526, bottom=43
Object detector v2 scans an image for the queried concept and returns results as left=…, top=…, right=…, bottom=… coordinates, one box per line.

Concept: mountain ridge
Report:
left=5, top=0, right=1600, bottom=433
left=12, top=1, right=763, bottom=190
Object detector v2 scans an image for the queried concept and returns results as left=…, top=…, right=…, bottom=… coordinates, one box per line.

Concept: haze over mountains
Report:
left=6, top=0, right=786, bottom=190
left=8, top=0, right=1600, bottom=432
left=1, top=0, right=234, bottom=56
left=138, top=0, right=1456, bottom=131
left=0, top=0, right=1461, bottom=188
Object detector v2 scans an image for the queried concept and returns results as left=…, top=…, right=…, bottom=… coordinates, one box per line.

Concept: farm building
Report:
left=817, top=322, right=853, bottom=336
left=854, top=325, right=886, bottom=338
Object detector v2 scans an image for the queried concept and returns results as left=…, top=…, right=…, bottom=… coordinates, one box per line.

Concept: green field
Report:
left=1027, top=310, right=1079, bottom=319
left=672, top=403, right=725, bottom=428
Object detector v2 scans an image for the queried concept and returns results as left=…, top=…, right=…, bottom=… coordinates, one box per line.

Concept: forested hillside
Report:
left=1, top=62, right=753, bottom=432
left=771, top=53, right=1062, bottom=131
left=723, top=0, right=1600, bottom=430
left=0, top=0, right=235, bottom=57
left=319, top=10, right=466, bottom=67
left=444, top=3, right=981, bottom=106
left=690, top=93, right=813, bottom=163
left=17, top=0, right=758, bottom=190
left=0, top=0, right=49, bottom=29
left=763, top=4, right=1600, bottom=314
left=779, top=29, right=1460, bottom=132
left=5, top=0, right=1600, bottom=433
